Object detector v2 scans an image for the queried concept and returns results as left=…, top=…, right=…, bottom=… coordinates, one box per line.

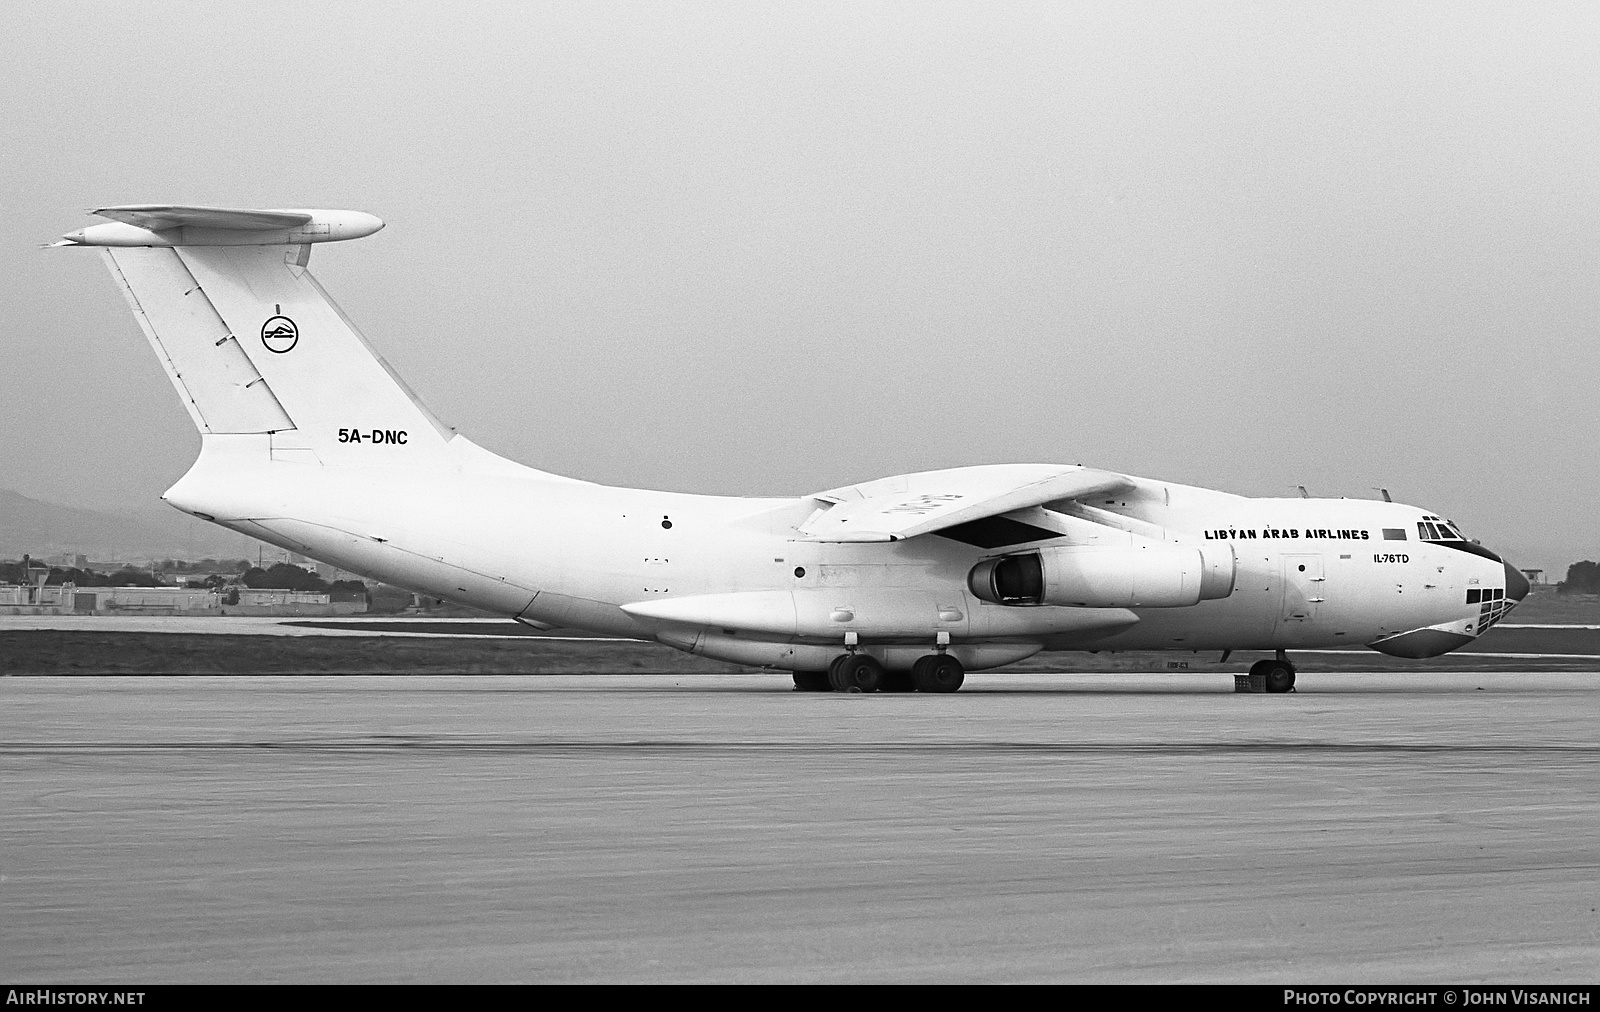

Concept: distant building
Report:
left=0, top=584, right=79, bottom=613
left=1521, top=569, right=1544, bottom=585
left=84, top=561, right=139, bottom=573
left=239, top=588, right=330, bottom=607
left=0, top=583, right=366, bottom=616
left=90, top=586, right=221, bottom=613
left=0, top=585, right=217, bottom=615
left=233, top=588, right=366, bottom=616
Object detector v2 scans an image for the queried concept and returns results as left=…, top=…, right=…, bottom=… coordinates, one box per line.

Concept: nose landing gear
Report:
left=1234, top=651, right=1297, bottom=693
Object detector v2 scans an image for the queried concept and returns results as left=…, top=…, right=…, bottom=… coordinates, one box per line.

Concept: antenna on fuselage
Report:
left=1295, top=485, right=1309, bottom=499
left=1372, top=487, right=1392, bottom=502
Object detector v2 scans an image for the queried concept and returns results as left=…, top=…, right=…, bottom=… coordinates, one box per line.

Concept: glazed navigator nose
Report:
left=1504, top=562, right=1530, bottom=602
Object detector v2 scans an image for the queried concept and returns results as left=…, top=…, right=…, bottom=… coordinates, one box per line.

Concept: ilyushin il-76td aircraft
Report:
left=54, top=205, right=1529, bottom=693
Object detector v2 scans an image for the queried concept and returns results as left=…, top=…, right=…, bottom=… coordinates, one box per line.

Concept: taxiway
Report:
left=2, top=671, right=1596, bottom=982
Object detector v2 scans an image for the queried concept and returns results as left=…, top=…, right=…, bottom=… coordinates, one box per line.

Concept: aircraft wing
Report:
left=797, top=464, right=1132, bottom=543
left=92, top=205, right=314, bottom=231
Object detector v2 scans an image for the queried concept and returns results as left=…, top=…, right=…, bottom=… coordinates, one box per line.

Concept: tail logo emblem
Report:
left=261, top=315, right=298, bottom=354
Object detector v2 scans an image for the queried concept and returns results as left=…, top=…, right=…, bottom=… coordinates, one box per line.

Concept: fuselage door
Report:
left=1282, top=554, right=1325, bottom=622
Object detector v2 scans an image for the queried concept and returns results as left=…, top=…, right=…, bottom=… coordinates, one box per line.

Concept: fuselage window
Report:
left=1383, top=528, right=1407, bottom=540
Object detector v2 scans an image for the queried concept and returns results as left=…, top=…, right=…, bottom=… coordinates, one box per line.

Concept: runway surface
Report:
left=2, top=613, right=1597, bottom=647
left=2, top=672, right=1596, bottom=983
left=0, top=615, right=623, bottom=639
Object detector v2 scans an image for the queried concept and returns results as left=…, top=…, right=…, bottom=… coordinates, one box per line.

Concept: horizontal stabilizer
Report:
left=54, top=205, right=384, bottom=248
left=93, top=205, right=314, bottom=231
left=797, top=464, right=1132, bottom=543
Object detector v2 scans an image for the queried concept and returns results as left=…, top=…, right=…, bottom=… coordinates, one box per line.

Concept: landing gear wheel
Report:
left=911, top=654, right=965, bottom=693
left=1264, top=661, right=1296, bottom=693
left=792, top=670, right=831, bottom=692
left=1236, top=659, right=1271, bottom=693
left=878, top=669, right=916, bottom=693
left=833, top=653, right=885, bottom=693
left=827, top=654, right=851, bottom=691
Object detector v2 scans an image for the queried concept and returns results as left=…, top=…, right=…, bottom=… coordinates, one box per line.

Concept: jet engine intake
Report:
left=969, top=543, right=1223, bottom=608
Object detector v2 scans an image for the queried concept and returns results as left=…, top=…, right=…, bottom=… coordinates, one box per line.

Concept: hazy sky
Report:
left=3, top=2, right=1597, bottom=573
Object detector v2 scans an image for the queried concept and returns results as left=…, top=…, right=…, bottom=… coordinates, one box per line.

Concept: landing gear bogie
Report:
left=803, top=647, right=969, bottom=693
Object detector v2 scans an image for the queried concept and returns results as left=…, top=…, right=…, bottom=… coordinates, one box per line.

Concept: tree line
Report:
left=1, top=560, right=366, bottom=600
left=240, top=563, right=367, bottom=600
left=1559, top=561, right=1600, bottom=595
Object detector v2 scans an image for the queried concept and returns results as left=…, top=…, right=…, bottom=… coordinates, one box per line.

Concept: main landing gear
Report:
left=828, top=652, right=885, bottom=692
left=792, top=651, right=966, bottom=693
left=910, top=653, right=964, bottom=693
left=1234, top=650, right=1296, bottom=694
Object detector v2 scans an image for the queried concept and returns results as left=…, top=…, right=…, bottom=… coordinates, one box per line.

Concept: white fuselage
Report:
left=164, top=435, right=1515, bottom=672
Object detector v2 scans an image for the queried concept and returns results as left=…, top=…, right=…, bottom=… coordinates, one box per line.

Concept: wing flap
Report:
left=797, top=464, right=1132, bottom=543
left=93, top=205, right=314, bottom=232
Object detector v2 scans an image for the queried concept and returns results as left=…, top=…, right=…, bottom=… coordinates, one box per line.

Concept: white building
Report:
left=0, top=584, right=219, bottom=615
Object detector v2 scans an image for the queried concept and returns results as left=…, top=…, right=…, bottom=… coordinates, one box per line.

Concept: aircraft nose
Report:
left=1504, top=561, right=1530, bottom=602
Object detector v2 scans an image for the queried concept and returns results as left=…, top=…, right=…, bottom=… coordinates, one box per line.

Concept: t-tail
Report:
left=55, top=204, right=463, bottom=469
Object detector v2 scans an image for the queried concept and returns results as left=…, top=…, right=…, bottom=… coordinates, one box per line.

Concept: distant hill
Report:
left=0, top=488, right=257, bottom=563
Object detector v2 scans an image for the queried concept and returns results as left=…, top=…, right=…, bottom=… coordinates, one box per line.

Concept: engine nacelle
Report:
left=969, top=542, right=1234, bottom=608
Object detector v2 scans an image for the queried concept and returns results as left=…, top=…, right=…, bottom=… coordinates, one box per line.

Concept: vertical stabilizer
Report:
left=94, top=229, right=456, bottom=468
left=63, top=204, right=574, bottom=480
left=171, top=243, right=454, bottom=465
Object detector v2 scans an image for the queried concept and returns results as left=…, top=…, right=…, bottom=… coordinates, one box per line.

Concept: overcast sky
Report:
left=3, top=2, right=1597, bottom=572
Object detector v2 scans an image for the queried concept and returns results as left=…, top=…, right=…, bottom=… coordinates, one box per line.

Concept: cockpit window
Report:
left=1418, top=521, right=1466, bottom=542
left=1420, top=522, right=1438, bottom=540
